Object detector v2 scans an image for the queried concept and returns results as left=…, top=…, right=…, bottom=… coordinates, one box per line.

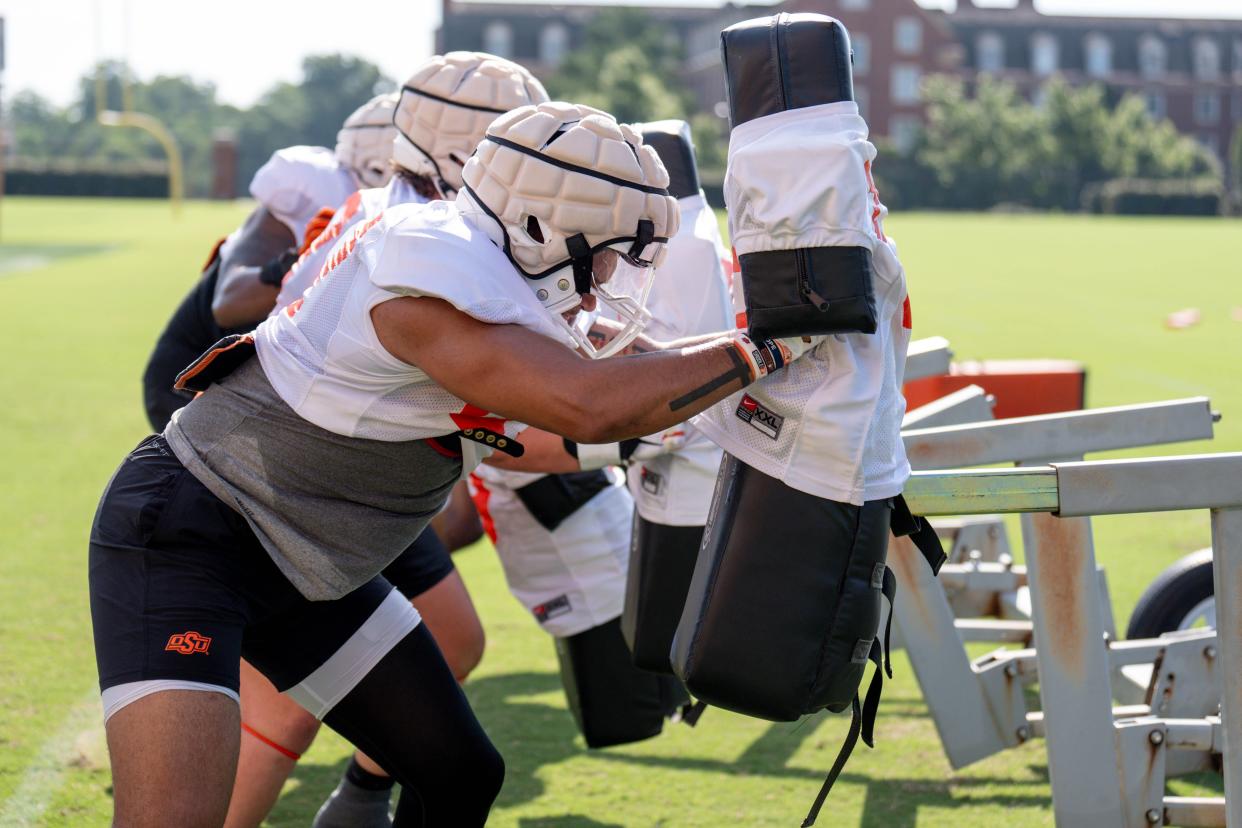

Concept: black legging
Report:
left=323, top=624, right=504, bottom=827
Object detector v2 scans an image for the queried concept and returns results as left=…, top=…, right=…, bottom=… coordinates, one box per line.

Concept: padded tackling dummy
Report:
left=621, top=516, right=704, bottom=674
left=556, top=616, right=690, bottom=748
left=618, top=120, right=725, bottom=676
left=467, top=468, right=695, bottom=748
left=677, top=14, right=945, bottom=825
left=721, top=12, right=878, bottom=339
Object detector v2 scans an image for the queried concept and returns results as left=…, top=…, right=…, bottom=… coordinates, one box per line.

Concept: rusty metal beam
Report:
left=1055, top=454, right=1242, bottom=517
left=1210, top=507, right=1242, bottom=828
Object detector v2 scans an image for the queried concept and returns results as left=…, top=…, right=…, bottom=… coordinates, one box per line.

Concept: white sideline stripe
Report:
left=0, top=688, right=103, bottom=826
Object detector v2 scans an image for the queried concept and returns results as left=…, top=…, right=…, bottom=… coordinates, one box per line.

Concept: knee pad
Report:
left=620, top=517, right=704, bottom=674
left=555, top=616, right=689, bottom=748
left=670, top=454, right=891, bottom=722
left=721, top=12, right=879, bottom=339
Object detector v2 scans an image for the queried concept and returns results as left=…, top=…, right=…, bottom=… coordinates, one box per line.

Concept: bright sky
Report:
left=3, top=0, right=1240, bottom=108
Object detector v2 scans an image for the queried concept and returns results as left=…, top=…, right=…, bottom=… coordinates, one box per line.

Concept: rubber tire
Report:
left=1125, top=548, right=1215, bottom=640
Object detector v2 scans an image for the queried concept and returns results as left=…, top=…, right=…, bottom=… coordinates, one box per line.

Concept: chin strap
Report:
left=628, top=219, right=654, bottom=261
left=566, top=233, right=594, bottom=296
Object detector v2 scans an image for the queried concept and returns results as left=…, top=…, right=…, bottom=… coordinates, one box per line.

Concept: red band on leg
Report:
left=241, top=722, right=302, bottom=761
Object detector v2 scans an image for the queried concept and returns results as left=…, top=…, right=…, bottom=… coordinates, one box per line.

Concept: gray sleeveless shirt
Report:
left=165, top=358, right=461, bottom=600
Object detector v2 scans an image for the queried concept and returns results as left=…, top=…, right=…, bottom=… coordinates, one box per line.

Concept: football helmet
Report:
left=393, top=52, right=549, bottom=198
left=457, top=101, right=679, bottom=358
left=335, top=92, right=399, bottom=189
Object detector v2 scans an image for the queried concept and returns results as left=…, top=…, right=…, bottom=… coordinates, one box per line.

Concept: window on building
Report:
left=852, top=32, right=870, bottom=76
left=1085, top=34, right=1112, bottom=77
left=540, top=23, right=569, bottom=67
left=1233, top=39, right=1242, bottom=78
left=855, top=85, right=869, bottom=120
left=890, top=116, right=922, bottom=153
left=1235, top=92, right=1242, bottom=122
left=895, top=17, right=922, bottom=55
left=1138, top=35, right=1167, bottom=79
left=1031, top=33, right=1059, bottom=77
left=977, top=32, right=1005, bottom=73
left=1144, top=90, right=1167, bottom=121
left=891, top=64, right=922, bottom=105
left=840, top=0, right=870, bottom=10
left=1197, top=133, right=1220, bottom=159
left=1194, top=37, right=1221, bottom=80
left=1194, top=91, right=1221, bottom=125
left=484, top=22, right=513, bottom=58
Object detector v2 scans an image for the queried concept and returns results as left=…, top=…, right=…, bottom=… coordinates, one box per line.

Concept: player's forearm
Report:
left=484, top=428, right=582, bottom=473
left=212, top=266, right=280, bottom=327
left=571, top=337, right=750, bottom=443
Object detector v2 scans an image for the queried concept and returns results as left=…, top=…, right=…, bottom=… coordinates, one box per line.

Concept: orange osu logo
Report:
left=165, top=631, right=212, bottom=655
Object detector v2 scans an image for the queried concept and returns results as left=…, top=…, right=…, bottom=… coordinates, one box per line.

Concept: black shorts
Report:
left=382, top=525, right=455, bottom=599
left=89, top=436, right=418, bottom=719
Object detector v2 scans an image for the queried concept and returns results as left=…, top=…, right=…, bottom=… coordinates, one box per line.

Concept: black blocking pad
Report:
left=620, top=516, right=706, bottom=674
left=670, top=454, right=891, bottom=722
left=639, top=120, right=701, bottom=200
left=720, top=12, right=855, bottom=129
left=555, top=616, right=689, bottom=748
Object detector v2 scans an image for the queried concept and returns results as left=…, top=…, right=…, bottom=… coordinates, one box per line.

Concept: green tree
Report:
left=545, top=8, right=727, bottom=181
left=918, top=75, right=1054, bottom=209
left=911, top=75, right=1219, bottom=210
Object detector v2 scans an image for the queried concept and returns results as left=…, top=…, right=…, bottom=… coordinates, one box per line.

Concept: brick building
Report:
left=946, top=0, right=1242, bottom=162
left=437, top=0, right=1242, bottom=160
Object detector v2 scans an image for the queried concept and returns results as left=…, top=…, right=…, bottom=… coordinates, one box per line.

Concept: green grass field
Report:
left=1, top=196, right=1240, bottom=827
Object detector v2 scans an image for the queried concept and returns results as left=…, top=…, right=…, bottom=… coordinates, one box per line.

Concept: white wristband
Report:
left=575, top=441, right=623, bottom=470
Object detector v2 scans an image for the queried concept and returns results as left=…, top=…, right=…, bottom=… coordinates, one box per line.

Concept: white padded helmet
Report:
left=335, top=92, right=399, bottom=189
left=457, top=101, right=679, bottom=358
left=393, top=52, right=549, bottom=198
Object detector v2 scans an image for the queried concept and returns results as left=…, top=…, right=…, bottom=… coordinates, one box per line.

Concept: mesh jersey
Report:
left=694, top=160, right=912, bottom=506
left=468, top=466, right=632, bottom=638
left=254, top=199, right=577, bottom=442
left=250, top=145, right=358, bottom=243
left=625, top=193, right=733, bottom=526
left=273, top=176, right=427, bottom=313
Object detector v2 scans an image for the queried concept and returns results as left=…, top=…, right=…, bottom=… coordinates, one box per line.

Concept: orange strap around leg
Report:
left=241, top=722, right=302, bottom=761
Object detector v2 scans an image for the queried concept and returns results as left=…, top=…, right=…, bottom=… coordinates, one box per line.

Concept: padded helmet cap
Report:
left=457, top=101, right=679, bottom=357
left=393, top=52, right=549, bottom=196
left=336, top=92, right=400, bottom=189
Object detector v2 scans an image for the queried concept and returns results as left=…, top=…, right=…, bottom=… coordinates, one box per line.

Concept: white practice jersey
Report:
left=625, top=193, right=734, bottom=526
left=468, top=466, right=632, bottom=638
left=250, top=145, right=359, bottom=244
left=273, top=176, right=428, bottom=313
left=694, top=137, right=912, bottom=506
left=254, top=199, right=576, bottom=443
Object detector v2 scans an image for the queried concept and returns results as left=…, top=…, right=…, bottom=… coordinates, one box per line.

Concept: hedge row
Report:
left=3, top=159, right=170, bottom=198
left=1080, top=178, right=1225, bottom=216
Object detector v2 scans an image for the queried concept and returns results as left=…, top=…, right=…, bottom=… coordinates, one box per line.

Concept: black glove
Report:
left=257, top=248, right=299, bottom=287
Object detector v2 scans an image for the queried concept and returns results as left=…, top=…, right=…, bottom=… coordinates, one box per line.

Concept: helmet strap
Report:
left=566, top=234, right=594, bottom=295
left=628, top=219, right=655, bottom=261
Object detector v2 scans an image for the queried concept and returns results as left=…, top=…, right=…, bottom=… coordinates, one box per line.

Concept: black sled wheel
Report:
left=1126, top=548, right=1215, bottom=640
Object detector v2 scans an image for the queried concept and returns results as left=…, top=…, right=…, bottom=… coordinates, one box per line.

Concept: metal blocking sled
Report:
left=902, top=453, right=1242, bottom=827
left=895, top=396, right=1220, bottom=774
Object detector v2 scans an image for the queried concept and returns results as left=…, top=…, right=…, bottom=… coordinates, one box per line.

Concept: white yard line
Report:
left=0, top=688, right=103, bottom=826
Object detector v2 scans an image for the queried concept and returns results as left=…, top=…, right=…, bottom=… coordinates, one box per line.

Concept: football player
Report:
left=89, top=101, right=817, bottom=827
left=228, top=53, right=549, bottom=828
left=141, top=92, right=397, bottom=433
